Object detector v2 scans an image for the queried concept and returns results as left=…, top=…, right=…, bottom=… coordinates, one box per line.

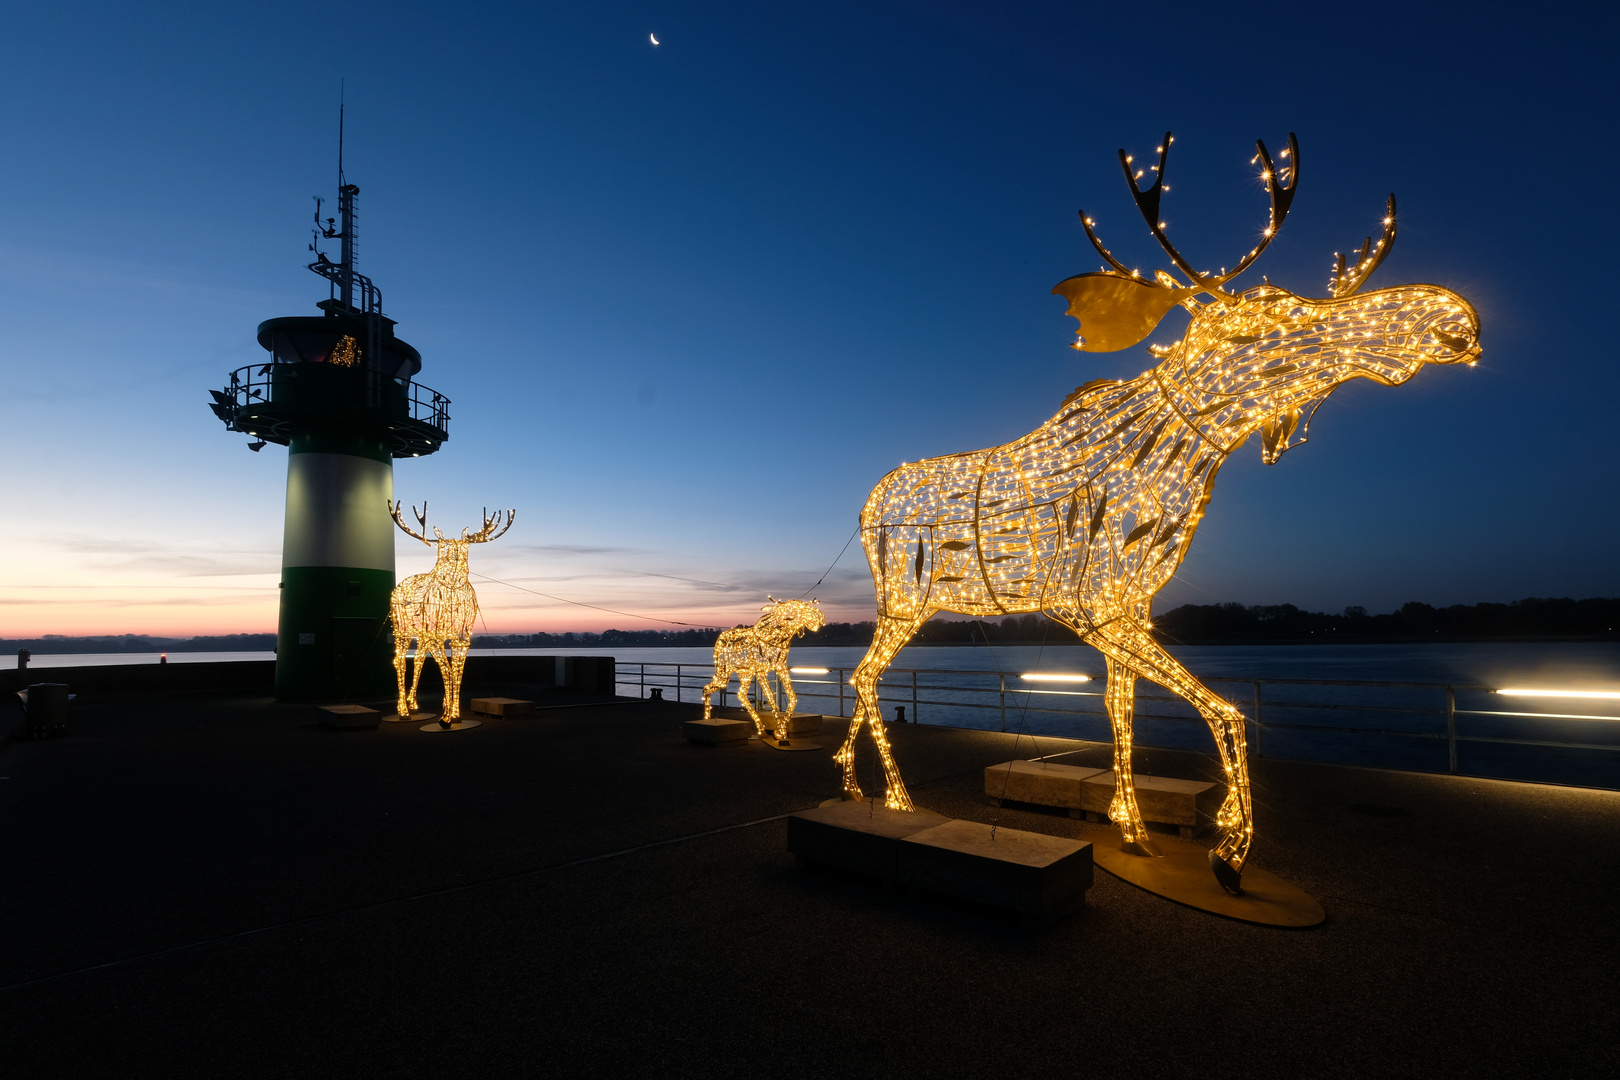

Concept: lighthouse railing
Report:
left=220, top=362, right=450, bottom=436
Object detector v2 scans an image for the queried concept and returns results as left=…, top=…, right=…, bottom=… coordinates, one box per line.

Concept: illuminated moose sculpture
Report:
left=389, top=502, right=514, bottom=727
left=699, top=598, right=826, bottom=741
left=836, top=132, right=1480, bottom=892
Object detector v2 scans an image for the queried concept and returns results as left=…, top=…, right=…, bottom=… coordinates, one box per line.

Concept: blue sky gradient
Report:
left=1, top=1, right=1614, bottom=634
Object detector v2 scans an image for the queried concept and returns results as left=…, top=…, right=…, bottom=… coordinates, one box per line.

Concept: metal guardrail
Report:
left=222, top=362, right=451, bottom=432
left=616, top=662, right=1620, bottom=788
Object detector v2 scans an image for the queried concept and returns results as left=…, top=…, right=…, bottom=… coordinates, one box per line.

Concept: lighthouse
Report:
left=209, top=141, right=449, bottom=701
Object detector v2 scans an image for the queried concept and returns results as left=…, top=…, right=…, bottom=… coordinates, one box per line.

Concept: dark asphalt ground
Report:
left=2, top=686, right=1616, bottom=1079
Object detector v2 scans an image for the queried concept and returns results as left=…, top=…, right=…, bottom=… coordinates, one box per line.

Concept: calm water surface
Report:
left=9, top=642, right=1616, bottom=787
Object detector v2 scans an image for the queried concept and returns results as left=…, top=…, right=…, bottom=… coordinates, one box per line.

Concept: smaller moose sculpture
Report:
left=699, top=598, right=825, bottom=741
left=389, top=501, right=514, bottom=727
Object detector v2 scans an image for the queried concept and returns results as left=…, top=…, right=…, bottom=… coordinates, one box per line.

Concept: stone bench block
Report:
left=788, top=800, right=950, bottom=881
left=1077, top=772, right=1221, bottom=836
left=682, top=718, right=754, bottom=745
left=984, top=760, right=1107, bottom=814
left=471, top=697, right=535, bottom=719
left=319, top=704, right=380, bottom=730
left=898, top=820, right=1092, bottom=922
left=713, top=708, right=824, bottom=736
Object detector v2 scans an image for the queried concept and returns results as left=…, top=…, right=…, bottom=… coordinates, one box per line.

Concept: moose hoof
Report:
left=1121, top=836, right=1161, bottom=858
left=1209, top=850, right=1244, bottom=895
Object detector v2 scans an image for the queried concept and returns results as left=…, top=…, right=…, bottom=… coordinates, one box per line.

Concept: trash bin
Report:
left=16, top=683, right=69, bottom=739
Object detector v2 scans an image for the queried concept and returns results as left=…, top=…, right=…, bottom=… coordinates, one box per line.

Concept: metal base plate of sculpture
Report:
left=1092, top=834, right=1324, bottom=927
left=757, top=735, right=823, bottom=752
left=387, top=501, right=514, bottom=731
left=833, top=130, right=1480, bottom=900
left=699, top=598, right=825, bottom=742
left=383, top=710, right=436, bottom=723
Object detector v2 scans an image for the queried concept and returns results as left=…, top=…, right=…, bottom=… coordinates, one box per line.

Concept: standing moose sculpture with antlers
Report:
left=836, top=132, right=1480, bottom=893
left=389, top=502, right=515, bottom=727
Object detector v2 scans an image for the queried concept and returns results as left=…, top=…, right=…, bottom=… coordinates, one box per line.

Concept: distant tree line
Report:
left=477, top=598, right=1620, bottom=648
left=1152, top=597, right=1620, bottom=643
left=0, top=633, right=278, bottom=655
left=12, top=598, right=1613, bottom=655
left=475, top=616, right=1085, bottom=649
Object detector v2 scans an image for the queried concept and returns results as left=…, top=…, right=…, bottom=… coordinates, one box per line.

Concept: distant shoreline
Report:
left=6, top=596, right=1615, bottom=654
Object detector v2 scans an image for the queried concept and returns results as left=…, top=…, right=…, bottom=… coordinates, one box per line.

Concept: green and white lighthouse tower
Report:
left=210, top=146, right=449, bottom=701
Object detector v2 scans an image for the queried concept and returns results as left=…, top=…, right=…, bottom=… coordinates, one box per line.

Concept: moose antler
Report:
left=390, top=500, right=439, bottom=545
left=464, top=507, right=515, bottom=543
left=1330, top=195, right=1397, bottom=297
left=1078, top=131, right=1299, bottom=302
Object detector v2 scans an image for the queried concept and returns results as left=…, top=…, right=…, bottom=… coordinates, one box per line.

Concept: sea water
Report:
left=7, top=642, right=1616, bottom=787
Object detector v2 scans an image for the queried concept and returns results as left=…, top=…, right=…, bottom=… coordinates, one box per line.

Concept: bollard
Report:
left=649, top=687, right=664, bottom=701
left=16, top=649, right=30, bottom=671
left=894, top=705, right=906, bottom=724
left=17, top=683, right=69, bottom=739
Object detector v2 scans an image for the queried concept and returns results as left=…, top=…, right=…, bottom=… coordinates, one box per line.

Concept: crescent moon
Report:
left=650, top=33, right=659, bottom=45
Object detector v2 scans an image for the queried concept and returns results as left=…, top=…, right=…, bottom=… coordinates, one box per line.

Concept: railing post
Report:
left=1253, top=681, right=1264, bottom=759
left=838, top=669, right=846, bottom=718
left=676, top=664, right=682, bottom=705
left=639, top=663, right=645, bottom=700
left=1446, top=685, right=1457, bottom=774
left=911, top=671, right=918, bottom=724
left=999, top=673, right=1006, bottom=732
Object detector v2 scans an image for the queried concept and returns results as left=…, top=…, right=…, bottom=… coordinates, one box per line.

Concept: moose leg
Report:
left=1084, top=617, right=1253, bottom=892
left=441, top=636, right=470, bottom=724
left=735, top=672, right=770, bottom=738
left=392, top=632, right=413, bottom=717
left=420, top=640, right=449, bottom=723
left=405, top=637, right=427, bottom=715
left=697, top=667, right=729, bottom=720
left=1102, top=657, right=1159, bottom=857
left=777, top=669, right=798, bottom=741
left=838, top=613, right=928, bottom=810
left=757, top=669, right=781, bottom=715
left=755, top=670, right=788, bottom=741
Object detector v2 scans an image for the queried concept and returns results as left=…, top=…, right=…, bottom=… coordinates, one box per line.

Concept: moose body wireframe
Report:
left=837, top=132, right=1480, bottom=892
left=389, top=502, right=514, bottom=726
left=700, top=598, right=826, bottom=741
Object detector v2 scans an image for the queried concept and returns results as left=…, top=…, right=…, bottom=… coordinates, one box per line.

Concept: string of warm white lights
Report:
left=389, top=502, right=514, bottom=725
left=699, top=598, right=825, bottom=741
left=833, top=131, right=1480, bottom=891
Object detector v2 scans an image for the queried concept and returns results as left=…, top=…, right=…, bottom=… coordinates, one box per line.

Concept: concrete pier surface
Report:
left=2, top=689, right=1617, bottom=1078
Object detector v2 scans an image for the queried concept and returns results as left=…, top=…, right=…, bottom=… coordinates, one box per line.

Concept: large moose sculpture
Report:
left=389, top=502, right=514, bottom=727
left=835, top=132, right=1480, bottom=892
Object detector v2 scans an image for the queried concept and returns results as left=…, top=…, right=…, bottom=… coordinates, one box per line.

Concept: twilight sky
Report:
left=1, top=1, right=1615, bottom=636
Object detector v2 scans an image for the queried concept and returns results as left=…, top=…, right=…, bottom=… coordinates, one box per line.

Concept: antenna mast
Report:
left=307, top=88, right=380, bottom=318
left=336, top=96, right=358, bottom=311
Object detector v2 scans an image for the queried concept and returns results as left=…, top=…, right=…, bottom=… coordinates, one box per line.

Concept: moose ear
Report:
left=1051, top=272, right=1196, bottom=353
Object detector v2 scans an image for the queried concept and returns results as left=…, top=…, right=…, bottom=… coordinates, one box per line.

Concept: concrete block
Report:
left=1078, top=772, right=1220, bottom=835
left=471, top=697, right=535, bottom=719
left=319, top=704, right=380, bottom=730
left=788, top=800, right=950, bottom=881
left=682, top=718, right=754, bottom=745
left=713, top=708, right=824, bottom=736
left=984, top=759, right=1107, bottom=813
left=898, top=820, right=1092, bottom=919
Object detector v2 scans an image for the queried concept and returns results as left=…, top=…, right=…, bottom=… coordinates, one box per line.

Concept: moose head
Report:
left=1053, top=132, right=1480, bottom=463
left=757, top=597, right=827, bottom=637
left=389, top=501, right=515, bottom=582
